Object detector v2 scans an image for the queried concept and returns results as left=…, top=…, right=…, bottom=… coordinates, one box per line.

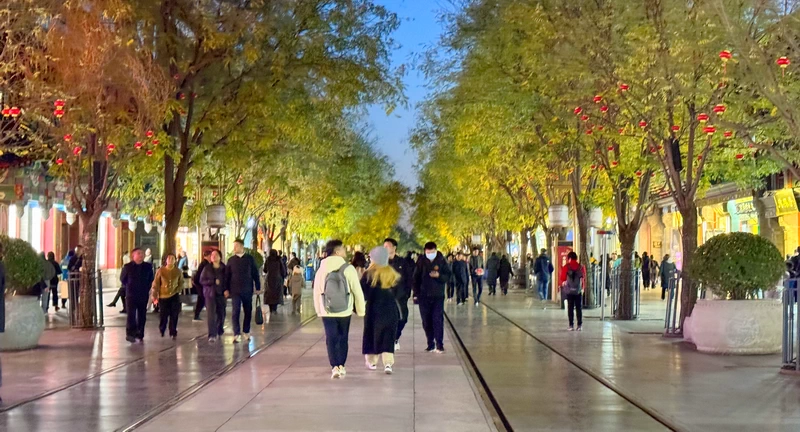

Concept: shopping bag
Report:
left=255, top=294, right=264, bottom=325
left=58, top=280, right=69, bottom=298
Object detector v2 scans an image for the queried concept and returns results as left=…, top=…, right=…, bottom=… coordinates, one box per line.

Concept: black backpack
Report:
left=565, top=267, right=583, bottom=295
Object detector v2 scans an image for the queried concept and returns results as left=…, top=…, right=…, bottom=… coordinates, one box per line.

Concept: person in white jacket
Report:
left=313, top=240, right=366, bottom=379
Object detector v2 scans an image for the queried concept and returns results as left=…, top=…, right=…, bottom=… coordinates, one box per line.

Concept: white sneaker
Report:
left=474, top=302, right=479, bottom=307
left=365, top=357, right=377, bottom=370
left=384, top=364, right=393, bottom=375
left=394, top=341, right=400, bottom=352
left=243, top=333, right=250, bottom=341
left=331, top=366, right=341, bottom=379
left=339, top=366, right=347, bottom=378
left=233, top=335, right=242, bottom=343
left=568, top=327, right=575, bottom=332
left=577, top=326, right=583, bottom=332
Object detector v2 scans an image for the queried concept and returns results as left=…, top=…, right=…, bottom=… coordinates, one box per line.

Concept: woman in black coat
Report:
left=263, top=250, right=286, bottom=312
left=362, top=246, right=401, bottom=375
left=498, top=255, right=514, bottom=295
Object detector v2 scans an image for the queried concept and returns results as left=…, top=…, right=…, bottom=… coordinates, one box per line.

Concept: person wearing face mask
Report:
left=413, top=242, right=451, bottom=353
left=659, top=254, right=676, bottom=300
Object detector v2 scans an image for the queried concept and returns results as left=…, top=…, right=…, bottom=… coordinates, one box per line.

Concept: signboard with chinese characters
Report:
left=652, top=240, right=662, bottom=249
left=774, top=189, right=798, bottom=217
left=735, top=198, right=756, bottom=217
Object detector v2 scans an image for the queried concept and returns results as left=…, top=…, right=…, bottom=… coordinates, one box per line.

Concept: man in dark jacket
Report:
left=498, top=255, right=514, bottom=295
left=192, top=250, right=212, bottom=320
left=485, top=252, right=501, bottom=296
left=385, top=238, right=414, bottom=351
left=413, top=242, right=451, bottom=353
left=453, top=252, right=470, bottom=305
left=226, top=239, right=261, bottom=343
left=468, top=248, right=484, bottom=305
left=534, top=249, right=554, bottom=300
left=120, top=248, right=154, bottom=343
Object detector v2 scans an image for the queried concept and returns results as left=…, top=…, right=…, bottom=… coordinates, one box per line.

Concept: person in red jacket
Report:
left=559, top=251, right=586, bottom=331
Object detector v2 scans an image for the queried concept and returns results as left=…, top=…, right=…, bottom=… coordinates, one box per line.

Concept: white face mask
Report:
left=425, top=252, right=436, bottom=261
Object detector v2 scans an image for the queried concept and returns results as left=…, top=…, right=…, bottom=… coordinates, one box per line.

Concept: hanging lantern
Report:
left=173, top=74, right=180, bottom=80
left=134, top=141, right=143, bottom=150
left=748, top=143, right=755, bottom=148
left=723, top=131, right=733, bottom=138
left=671, top=125, right=680, bottom=132
left=177, top=92, right=185, bottom=100
left=236, top=176, right=243, bottom=185
left=735, top=153, right=744, bottom=160
left=146, top=150, right=154, bottom=156
left=585, top=129, right=593, bottom=135
left=618, top=128, right=625, bottom=135
left=1, top=107, right=10, bottom=117
left=719, top=50, right=732, bottom=61
left=703, top=126, right=716, bottom=135
left=581, top=115, right=589, bottom=121
left=146, top=130, right=154, bottom=138
left=55, top=158, right=64, bottom=165
left=697, top=113, right=709, bottom=123
left=777, top=56, right=791, bottom=76
left=107, top=143, right=116, bottom=154
left=611, top=160, right=619, bottom=167
left=548, top=204, right=569, bottom=228
left=639, top=120, right=647, bottom=128
left=697, top=155, right=703, bottom=161
left=597, top=126, right=604, bottom=131
left=54, top=109, right=65, bottom=118
left=63, top=134, right=72, bottom=142
left=144, top=219, right=153, bottom=234
left=65, top=210, right=76, bottom=226
left=72, top=146, right=82, bottom=156
left=607, top=145, right=614, bottom=151
left=650, top=147, right=657, bottom=154
left=10, top=107, right=21, bottom=118
left=593, top=95, right=602, bottom=103
left=589, top=207, right=604, bottom=228
left=590, top=164, right=597, bottom=170
left=152, top=139, right=159, bottom=146
left=600, top=105, right=609, bottom=113
left=635, top=170, right=643, bottom=177
left=619, top=83, right=629, bottom=92
left=54, top=99, right=65, bottom=109
left=574, top=106, right=583, bottom=115
left=712, top=104, right=726, bottom=115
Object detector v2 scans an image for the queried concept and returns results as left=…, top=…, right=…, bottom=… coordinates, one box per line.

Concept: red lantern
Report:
left=748, top=143, right=755, bottom=148
left=651, top=172, right=656, bottom=178
left=146, top=149, right=154, bottom=157
left=697, top=155, right=703, bottom=161
left=54, top=109, right=65, bottom=118
left=152, top=139, right=159, bottom=146
left=236, top=177, right=243, bottom=185
left=618, top=128, right=625, bottom=135
left=600, top=105, right=609, bottom=113
left=590, top=164, right=597, bottom=170
left=650, top=147, right=657, bottom=154
left=611, top=160, right=619, bottom=167
left=719, top=50, right=732, bottom=61
left=777, top=56, right=790, bottom=76
left=697, top=113, right=709, bottom=123
left=723, top=131, right=733, bottom=138
left=63, top=134, right=72, bottom=142
left=607, top=145, right=614, bottom=151
left=178, top=93, right=185, bottom=100
left=107, top=144, right=116, bottom=153
left=72, top=146, right=82, bottom=156
left=55, top=158, right=64, bottom=165
left=703, top=126, right=716, bottom=135
left=146, top=130, right=154, bottom=138
left=597, top=126, right=604, bottom=131
left=593, top=95, right=602, bottom=103
left=585, top=129, right=593, bottom=135
left=735, top=153, right=744, bottom=160
left=635, top=170, right=643, bottom=177
left=1, top=107, right=9, bottom=117
left=574, top=107, right=583, bottom=115
left=712, top=104, right=726, bottom=114
left=639, top=120, right=647, bottom=128
left=54, top=99, right=65, bottom=109
left=10, top=107, right=21, bottom=118
left=173, top=74, right=180, bottom=80
left=658, top=145, right=663, bottom=150
left=581, top=115, right=589, bottom=121
left=671, top=125, right=680, bottom=132
left=619, top=83, right=629, bottom=92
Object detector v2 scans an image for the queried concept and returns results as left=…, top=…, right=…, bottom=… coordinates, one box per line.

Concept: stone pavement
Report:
left=138, top=304, right=498, bottom=432
left=456, top=290, right=800, bottom=432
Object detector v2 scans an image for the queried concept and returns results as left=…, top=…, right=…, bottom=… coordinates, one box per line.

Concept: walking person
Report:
left=660, top=254, right=676, bottom=301
left=151, top=253, right=183, bottom=340
left=534, top=249, right=554, bottom=301
left=227, top=239, right=261, bottom=343
left=468, top=248, right=484, bottom=305
left=313, top=240, right=366, bottom=379
left=192, top=250, right=211, bottom=321
left=453, top=252, right=470, bottom=305
left=200, top=249, right=228, bottom=343
left=641, top=252, right=651, bottom=291
left=107, top=251, right=130, bottom=312
left=289, top=264, right=304, bottom=314
left=649, top=255, right=660, bottom=289
left=362, top=246, right=401, bottom=375
left=46, top=252, right=61, bottom=312
left=446, top=254, right=456, bottom=302
left=351, top=251, right=368, bottom=279
left=498, top=254, right=514, bottom=295
left=264, top=249, right=287, bottom=313
left=120, top=248, right=154, bottom=343
left=559, top=251, right=586, bottom=331
left=486, top=252, right=500, bottom=296
left=413, top=242, right=451, bottom=353
left=385, top=238, right=413, bottom=352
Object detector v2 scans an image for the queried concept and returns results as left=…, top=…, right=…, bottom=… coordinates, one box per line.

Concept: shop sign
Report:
left=735, top=198, right=756, bottom=216
left=652, top=241, right=662, bottom=249
left=774, top=189, right=798, bottom=216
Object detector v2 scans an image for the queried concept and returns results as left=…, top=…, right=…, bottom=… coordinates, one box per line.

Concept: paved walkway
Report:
left=451, top=290, right=800, bottom=432
left=139, top=304, right=497, bottom=432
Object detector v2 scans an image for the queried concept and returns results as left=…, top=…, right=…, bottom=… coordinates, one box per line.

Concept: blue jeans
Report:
left=537, top=276, right=549, bottom=300
left=231, top=292, right=253, bottom=335
left=471, top=276, right=483, bottom=304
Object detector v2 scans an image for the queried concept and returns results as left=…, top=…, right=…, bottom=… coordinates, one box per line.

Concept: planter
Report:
left=685, top=299, right=781, bottom=355
left=0, top=296, right=45, bottom=351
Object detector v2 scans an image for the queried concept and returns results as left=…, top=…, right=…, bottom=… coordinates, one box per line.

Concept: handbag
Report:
left=255, top=294, right=264, bottom=325
left=58, top=280, right=69, bottom=298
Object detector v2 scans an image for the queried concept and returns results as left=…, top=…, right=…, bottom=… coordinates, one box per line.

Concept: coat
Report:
left=486, top=255, right=500, bottom=282
left=533, top=254, right=554, bottom=280
left=641, top=255, right=651, bottom=278
left=361, top=273, right=400, bottom=355
left=225, top=254, right=261, bottom=295
left=289, top=273, right=304, bottom=297
left=120, top=261, right=155, bottom=303
left=200, top=263, right=227, bottom=297
left=660, top=261, right=676, bottom=288
left=498, top=258, right=514, bottom=283
left=389, top=255, right=413, bottom=301
left=264, top=255, right=287, bottom=305
left=452, top=260, right=469, bottom=285
left=413, top=252, right=451, bottom=298
left=152, top=266, right=183, bottom=299
left=469, top=255, right=484, bottom=277
left=312, top=255, right=366, bottom=318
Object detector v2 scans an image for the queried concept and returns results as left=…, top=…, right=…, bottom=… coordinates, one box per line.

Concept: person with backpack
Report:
left=559, top=251, right=586, bottom=331
left=313, top=240, right=366, bottom=379
left=361, top=246, right=401, bottom=374
left=468, top=248, right=484, bottom=305
left=413, top=242, right=451, bottom=353
left=498, top=255, right=514, bottom=295
left=226, top=239, right=262, bottom=343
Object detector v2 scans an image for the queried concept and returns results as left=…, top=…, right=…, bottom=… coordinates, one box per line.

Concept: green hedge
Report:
left=1, top=236, right=45, bottom=296
left=689, top=232, right=784, bottom=300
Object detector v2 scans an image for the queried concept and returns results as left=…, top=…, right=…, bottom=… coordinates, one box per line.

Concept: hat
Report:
left=369, top=246, right=389, bottom=266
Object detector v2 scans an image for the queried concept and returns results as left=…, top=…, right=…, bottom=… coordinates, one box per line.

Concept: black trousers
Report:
left=566, top=293, right=583, bottom=327
left=488, top=281, right=497, bottom=295
left=232, top=293, right=253, bottom=335
left=446, top=282, right=455, bottom=299
left=418, top=297, right=444, bottom=350
left=126, top=297, right=148, bottom=339
left=158, top=294, right=181, bottom=337
left=500, top=280, right=509, bottom=295
left=50, top=283, right=59, bottom=307
left=194, top=290, right=205, bottom=319
left=322, top=316, right=351, bottom=367
left=395, top=296, right=409, bottom=341
left=205, top=292, right=226, bottom=337
left=456, top=281, right=468, bottom=304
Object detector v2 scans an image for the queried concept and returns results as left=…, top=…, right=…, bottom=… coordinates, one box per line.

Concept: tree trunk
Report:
left=679, top=205, right=699, bottom=328
left=76, top=212, right=100, bottom=328
left=515, top=228, right=530, bottom=288
left=615, top=226, right=637, bottom=320
left=574, top=205, right=594, bottom=308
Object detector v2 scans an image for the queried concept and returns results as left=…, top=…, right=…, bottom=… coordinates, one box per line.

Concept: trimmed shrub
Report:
left=1, top=236, right=45, bottom=296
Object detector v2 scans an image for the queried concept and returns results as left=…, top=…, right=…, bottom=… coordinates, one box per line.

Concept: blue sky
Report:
left=367, top=0, right=447, bottom=189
